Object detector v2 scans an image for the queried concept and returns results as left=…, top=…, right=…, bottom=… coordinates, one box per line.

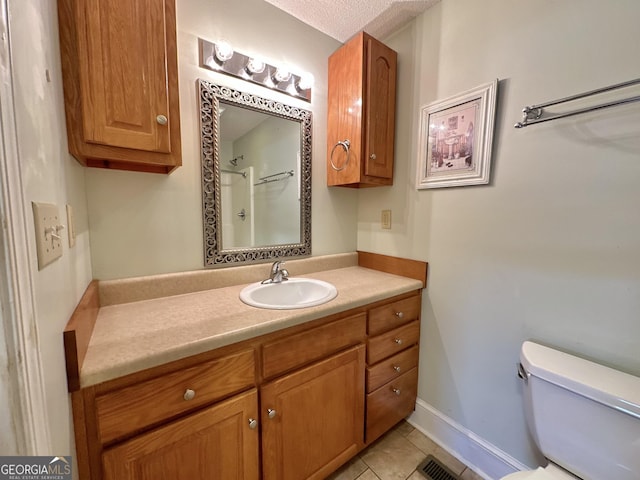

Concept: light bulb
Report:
left=214, top=41, right=234, bottom=62
left=245, top=57, right=266, bottom=75
left=297, top=72, right=314, bottom=91
left=273, top=67, right=291, bottom=83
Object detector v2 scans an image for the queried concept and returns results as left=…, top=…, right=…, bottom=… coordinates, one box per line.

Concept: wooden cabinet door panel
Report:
left=261, top=345, right=365, bottom=480
left=364, top=37, right=396, bottom=179
left=102, top=389, right=259, bottom=480
left=82, top=0, right=171, bottom=153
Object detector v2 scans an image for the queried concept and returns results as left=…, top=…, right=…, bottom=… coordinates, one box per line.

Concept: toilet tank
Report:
left=519, top=341, right=640, bottom=480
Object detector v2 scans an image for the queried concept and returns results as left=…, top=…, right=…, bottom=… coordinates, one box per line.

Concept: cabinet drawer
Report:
left=96, top=349, right=255, bottom=444
left=367, top=320, right=419, bottom=365
left=262, top=313, right=366, bottom=380
left=366, top=367, right=418, bottom=444
left=366, top=345, right=418, bottom=393
left=368, top=294, right=421, bottom=335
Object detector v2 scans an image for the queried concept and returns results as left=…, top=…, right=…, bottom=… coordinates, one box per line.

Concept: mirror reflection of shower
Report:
left=216, top=98, right=304, bottom=250
left=220, top=164, right=254, bottom=249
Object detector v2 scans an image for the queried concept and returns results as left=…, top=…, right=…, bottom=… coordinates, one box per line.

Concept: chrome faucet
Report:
left=262, top=260, right=289, bottom=284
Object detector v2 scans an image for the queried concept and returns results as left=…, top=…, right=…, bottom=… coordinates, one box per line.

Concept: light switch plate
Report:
left=381, top=210, right=392, bottom=229
left=66, top=204, right=76, bottom=248
left=32, top=202, right=63, bottom=270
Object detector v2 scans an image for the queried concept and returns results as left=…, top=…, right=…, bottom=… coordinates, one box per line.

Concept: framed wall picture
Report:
left=416, top=80, right=498, bottom=189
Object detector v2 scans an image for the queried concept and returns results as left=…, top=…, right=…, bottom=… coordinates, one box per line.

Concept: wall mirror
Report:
left=199, top=80, right=312, bottom=267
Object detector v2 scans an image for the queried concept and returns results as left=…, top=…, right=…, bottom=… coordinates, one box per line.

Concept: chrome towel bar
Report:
left=515, top=77, right=640, bottom=128
left=254, top=170, right=294, bottom=186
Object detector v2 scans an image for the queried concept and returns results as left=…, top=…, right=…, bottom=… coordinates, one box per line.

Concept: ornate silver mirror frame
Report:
left=199, top=80, right=312, bottom=267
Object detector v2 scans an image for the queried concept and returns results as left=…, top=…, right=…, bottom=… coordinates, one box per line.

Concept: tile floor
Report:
left=327, top=421, right=484, bottom=480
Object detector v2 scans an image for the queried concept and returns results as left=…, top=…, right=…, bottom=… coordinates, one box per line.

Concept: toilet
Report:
left=502, top=341, right=640, bottom=480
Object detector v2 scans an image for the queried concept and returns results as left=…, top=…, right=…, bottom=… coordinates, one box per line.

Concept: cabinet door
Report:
left=261, top=345, right=365, bottom=480
left=102, top=389, right=259, bottom=480
left=364, top=37, right=397, bottom=179
left=80, top=0, right=172, bottom=153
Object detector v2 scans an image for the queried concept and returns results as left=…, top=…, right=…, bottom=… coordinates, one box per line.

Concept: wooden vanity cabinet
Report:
left=70, top=290, right=424, bottom=480
left=57, top=0, right=182, bottom=173
left=327, top=32, right=397, bottom=187
left=74, top=312, right=369, bottom=480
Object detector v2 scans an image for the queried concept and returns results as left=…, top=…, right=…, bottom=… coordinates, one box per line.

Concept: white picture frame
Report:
left=416, top=80, right=498, bottom=189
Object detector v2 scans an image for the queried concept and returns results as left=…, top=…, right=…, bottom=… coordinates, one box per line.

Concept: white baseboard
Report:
left=407, top=398, right=530, bottom=480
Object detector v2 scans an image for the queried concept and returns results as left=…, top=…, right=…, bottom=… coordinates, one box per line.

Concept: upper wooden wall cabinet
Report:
left=327, top=32, right=397, bottom=187
left=57, top=0, right=182, bottom=174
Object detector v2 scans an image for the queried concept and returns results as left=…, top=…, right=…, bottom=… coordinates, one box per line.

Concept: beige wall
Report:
left=8, top=0, right=93, bottom=458
left=85, top=0, right=355, bottom=280
left=359, top=0, right=640, bottom=468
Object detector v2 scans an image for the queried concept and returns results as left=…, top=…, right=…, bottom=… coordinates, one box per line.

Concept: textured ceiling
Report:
left=264, top=0, right=440, bottom=43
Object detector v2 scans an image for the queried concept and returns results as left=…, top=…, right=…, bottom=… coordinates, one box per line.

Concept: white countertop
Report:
left=81, top=266, right=423, bottom=387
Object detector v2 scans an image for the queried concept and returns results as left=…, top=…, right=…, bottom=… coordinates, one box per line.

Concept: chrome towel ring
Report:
left=330, top=139, right=351, bottom=171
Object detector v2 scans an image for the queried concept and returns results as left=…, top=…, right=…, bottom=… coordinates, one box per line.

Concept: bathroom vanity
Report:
left=64, top=252, right=427, bottom=480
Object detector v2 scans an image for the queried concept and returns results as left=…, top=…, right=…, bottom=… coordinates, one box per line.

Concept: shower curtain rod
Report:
left=514, top=77, right=640, bottom=128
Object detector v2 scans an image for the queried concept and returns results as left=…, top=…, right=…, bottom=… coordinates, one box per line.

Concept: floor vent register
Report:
left=417, top=455, right=460, bottom=480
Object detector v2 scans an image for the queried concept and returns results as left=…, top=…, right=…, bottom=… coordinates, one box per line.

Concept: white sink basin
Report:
left=239, top=278, right=338, bottom=309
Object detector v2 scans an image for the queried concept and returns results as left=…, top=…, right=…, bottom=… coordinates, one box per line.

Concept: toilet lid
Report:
left=502, top=466, right=577, bottom=480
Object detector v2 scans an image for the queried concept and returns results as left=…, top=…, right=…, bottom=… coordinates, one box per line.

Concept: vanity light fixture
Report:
left=198, top=38, right=312, bottom=102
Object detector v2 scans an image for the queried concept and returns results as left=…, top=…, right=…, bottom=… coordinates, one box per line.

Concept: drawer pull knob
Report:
left=393, top=365, right=401, bottom=373
left=395, top=311, right=404, bottom=319
left=267, top=408, right=277, bottom=419
left=394, top=338, right=403, bottom=345
left=156, top=114, right=168, bottom=125
left=183, top=389, right=196, bottom=401
left=248, top=418, right=258, bottom=429
left=392, top=387, right=401, bottom=396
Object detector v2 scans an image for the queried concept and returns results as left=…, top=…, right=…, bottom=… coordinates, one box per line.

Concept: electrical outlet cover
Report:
left=381, top=209, right=392, bottom=229
left=66, top=204, right=76, bottom=248
left=32, top=202, right=63, bottom=270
